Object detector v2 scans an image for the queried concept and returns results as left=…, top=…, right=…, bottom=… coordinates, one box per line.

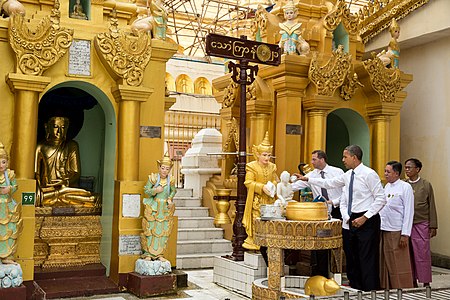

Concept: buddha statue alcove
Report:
left=34, top=115, right=102, bottom=268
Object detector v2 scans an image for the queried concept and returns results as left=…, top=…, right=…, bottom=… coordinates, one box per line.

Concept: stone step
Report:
left=176, top=253, right=231, bottom=269
left=177, top=227, right=224, bottom=241
left=177, top=239, right=232, bottom=255
left=178, top=217, right=215, bottom=228
left=174, top=188, right=193, bottom=198
left=173, top=197, right=202, bottom=207
left=174, top=207, right=210, bottom=217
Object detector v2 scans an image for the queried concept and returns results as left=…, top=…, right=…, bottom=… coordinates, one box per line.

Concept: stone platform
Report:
left=0, top=284, right=26, bottom=300
left=32, top=263, right=119, bottom=299
left=127, top=272, right=177, bottom=298
left=213, top=252, right=267, bottom=297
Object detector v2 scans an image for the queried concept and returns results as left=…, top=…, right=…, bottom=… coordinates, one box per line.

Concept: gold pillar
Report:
left=302, top=94, right=338, bottom=164
left=370, top=115, right=391, bottom=178
left=258, top=55, right=311, bottom=173
left=305, top=109, right=328, bottom=156
left=6, top=73, right=51, bottom=178
left=112, top=85, right=153, bottom=181
left=5, top=73, right=51, bottom=281
left=247, top=99, right=272, bottom=152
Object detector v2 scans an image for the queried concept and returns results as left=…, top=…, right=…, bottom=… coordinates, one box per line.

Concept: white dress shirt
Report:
left=292, top=164, right=344, bottom=204
left=380, top=179, right=414, bottom=236
left=308, top=163, right=386, bottom=229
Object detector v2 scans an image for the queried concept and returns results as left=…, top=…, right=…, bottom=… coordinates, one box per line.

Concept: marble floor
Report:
left=56, top=266, right=450, bottom=300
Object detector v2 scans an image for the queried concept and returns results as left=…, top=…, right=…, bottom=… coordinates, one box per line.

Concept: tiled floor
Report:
left=56, top=267, right=450, bottom=300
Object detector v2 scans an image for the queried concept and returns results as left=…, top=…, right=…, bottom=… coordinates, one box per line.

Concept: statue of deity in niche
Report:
left=377, top=18, right=400, bottom=68
left=70, top=0, right=88, bottom=20
left=242, top=132, right=278, bottom=250
left=35, top=116, right=99, bottom=207
left=278, top=0, right=310, bottom=56
left=0, top=142, right=23, bottom=265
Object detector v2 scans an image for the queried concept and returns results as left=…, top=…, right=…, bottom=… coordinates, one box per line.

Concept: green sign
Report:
left=22, top=192, right=35, bottom=205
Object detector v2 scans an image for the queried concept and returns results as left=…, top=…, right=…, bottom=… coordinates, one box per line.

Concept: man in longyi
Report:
left=242, top=132, right=278, bottom=251
left=379, top=161, right=414, bottom=289
left=35, top=116, right=98, bottom=207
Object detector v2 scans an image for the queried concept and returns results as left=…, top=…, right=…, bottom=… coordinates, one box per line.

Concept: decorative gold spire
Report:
left=252, top=131, right=273, bottom=159
left=157, top=153, right=173, bottom=168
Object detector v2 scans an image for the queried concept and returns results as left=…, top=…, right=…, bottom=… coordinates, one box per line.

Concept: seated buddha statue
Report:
left=70, top=0, right=87, bottom=20
left=35, top=116, right=99, bottom=207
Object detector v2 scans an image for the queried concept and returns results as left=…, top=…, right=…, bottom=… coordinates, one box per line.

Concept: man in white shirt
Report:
left=380, top=161, right=414, bottom=289
left=291, top=150, right=344, bottom=277
left=297, top=145, right=386, bottom=291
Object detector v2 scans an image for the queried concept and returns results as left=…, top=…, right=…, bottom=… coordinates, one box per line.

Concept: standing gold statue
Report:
left=35, top=116, right=98, bottom=207
left=140, top=154, right=176, bottom=260
left=242, top=132, right=278, bottom=250
left=0, top=142, right=23, bottom=264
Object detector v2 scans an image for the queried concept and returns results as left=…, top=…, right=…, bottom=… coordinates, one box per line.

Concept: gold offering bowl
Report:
left=285, top=201, right=328, bottom=221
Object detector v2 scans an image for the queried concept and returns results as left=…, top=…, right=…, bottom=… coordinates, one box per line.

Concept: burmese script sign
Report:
left=206, top=33, right=281, bottom=66
left=69, top=39, right=91, bottom=76
left=119, top=235, right=141, bottom=255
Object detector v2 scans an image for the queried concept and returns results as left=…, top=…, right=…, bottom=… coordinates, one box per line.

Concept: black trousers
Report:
left=343, top=212, right=381, bottom=291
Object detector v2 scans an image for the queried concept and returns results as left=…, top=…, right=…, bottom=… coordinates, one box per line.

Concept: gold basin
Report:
left=285, top=201, right=328, bottom=221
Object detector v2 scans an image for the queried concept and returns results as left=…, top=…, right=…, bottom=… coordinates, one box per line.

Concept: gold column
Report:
left=258, top=55, right=311, bottom=173
left=6, top=73, right=51, bottom=178
left=302, top=94, right=338, bottom=164
left=247, top=99, right=272, bottom=152
left=305, top=109, right=328, bottom=156
left=370, top=115, right=390, bottom=178
left=112, top=85, right=153, bottom=181
left=5, top=73, right=51, bottom=281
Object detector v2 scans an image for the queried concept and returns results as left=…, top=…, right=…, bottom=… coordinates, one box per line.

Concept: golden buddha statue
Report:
left=35, top=116, right=99, bottom=207
left=70, top=0, right=87, bottom=20
left=242, top=132, right=278, bottom=250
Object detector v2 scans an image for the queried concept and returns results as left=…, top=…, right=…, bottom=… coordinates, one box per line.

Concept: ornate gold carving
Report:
left=308, top=45, right=352, bottom=97
left=251, top=5, right=268, bottom=40
left=359, top=0, right=430, bottom=44
left=34, top=215, right=102, bottom=268
left=95, top=14, right=152, bottom=86
left=246, top=81, right=257, bottom=102
left=323, top=0, right=359, bottom=36
left=340, top=72, right=363, bottom=101
left=223, top=117, right=239, bottom=152
left=8, top=0, right=73, bottom=76
left=254, top=219, right=342, bottom=250
left=363, top=53, right=402, bottom=103
left=222, top=80, right=238, bottom=108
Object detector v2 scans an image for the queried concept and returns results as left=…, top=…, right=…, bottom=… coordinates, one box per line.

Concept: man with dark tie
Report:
left=291, top=150, right=344, bottom=277
left=297, top=145, right=386, bottom=291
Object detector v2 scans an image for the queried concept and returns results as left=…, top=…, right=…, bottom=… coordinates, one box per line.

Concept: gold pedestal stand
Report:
left=253, top=219, right=343, bottom=300
left=34, top=207, right=102, bottom=268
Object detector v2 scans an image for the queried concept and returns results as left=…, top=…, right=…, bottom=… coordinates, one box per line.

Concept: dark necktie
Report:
left=348, top=170, right=355, bottom=216
left=320, top=171, right=329, bottom=200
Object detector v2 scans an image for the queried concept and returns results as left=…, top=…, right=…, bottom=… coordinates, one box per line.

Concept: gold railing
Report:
left=165, top=110, right=221, bottom=187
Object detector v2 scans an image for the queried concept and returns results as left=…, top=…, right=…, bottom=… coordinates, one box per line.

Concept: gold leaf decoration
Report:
left=363, top=53, right=402, bottom=103
left=222, top=80, right=239, bottom=108
left=95, top=15, right=152, bottom=86
left=8, top=0, right=73, bottom=76
left=308, top=45, right=352, bottom=97
left=359, top=0, right=430, bottom=44
left=251, top=4, right=268, bottom=40
left=223, top=117, right=239, bottom=152
left=340, top=72, right=363, bottom=101
left=324, top=0, right=359, bottom=36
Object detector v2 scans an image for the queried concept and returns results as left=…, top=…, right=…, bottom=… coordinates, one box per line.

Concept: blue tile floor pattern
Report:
left=55, top=267, right=450, bottom=300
